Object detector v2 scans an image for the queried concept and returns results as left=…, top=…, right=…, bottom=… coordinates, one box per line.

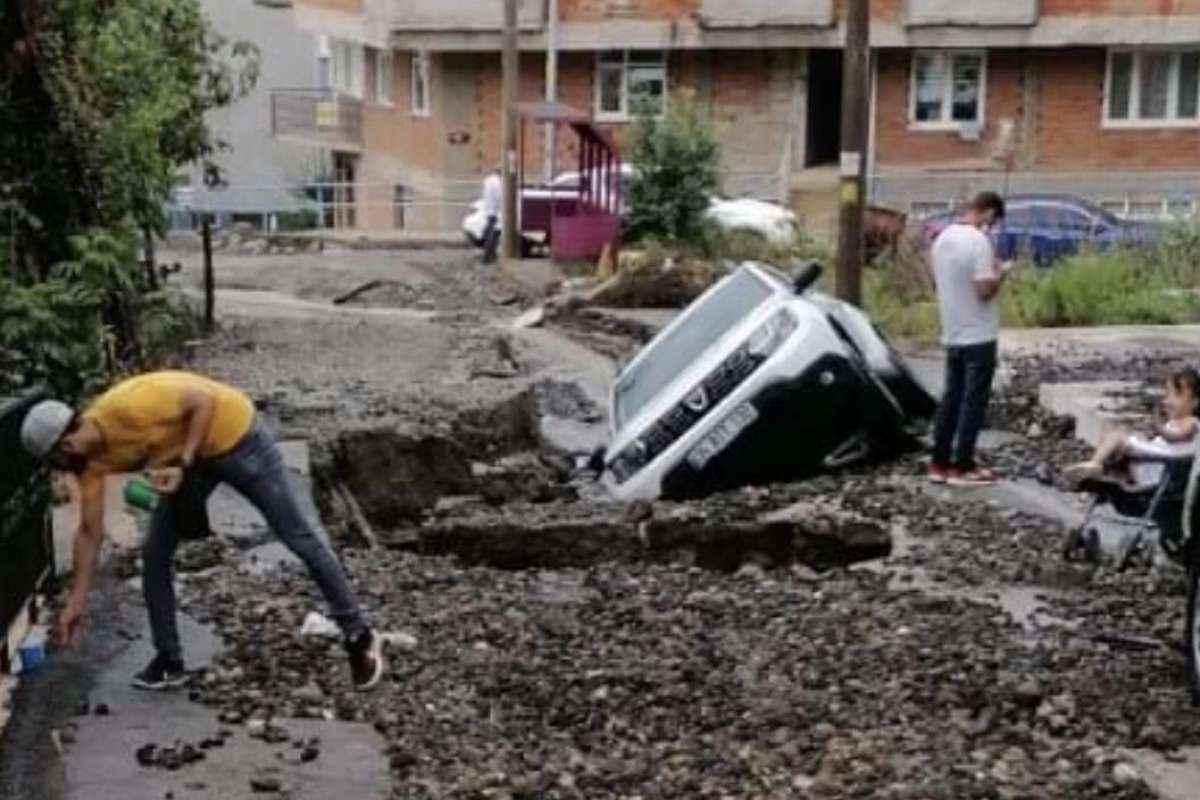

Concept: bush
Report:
left=626, top=100, right=720, bottom=245
left=1001, top=248, right=1198, bottom=328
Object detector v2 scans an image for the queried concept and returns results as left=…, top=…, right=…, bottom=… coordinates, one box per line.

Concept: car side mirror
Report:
left=793, top=261, right=824, bottom=294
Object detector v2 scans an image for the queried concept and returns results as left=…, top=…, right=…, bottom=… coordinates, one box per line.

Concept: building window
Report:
left=330, top=39, right=363, bottom=98
left=412, top=52, right=431, bottom=116
left=595, top=50, right=667, bottom=121
left=367, top=48, right=393, bottom=106
left=910, top=50, right=986, bottom=130
left=1106, top=49, right=1200, bottom=127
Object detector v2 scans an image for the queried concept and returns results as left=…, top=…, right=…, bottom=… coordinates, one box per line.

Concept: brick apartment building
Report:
left=273, top=0, right=1200, bottom=233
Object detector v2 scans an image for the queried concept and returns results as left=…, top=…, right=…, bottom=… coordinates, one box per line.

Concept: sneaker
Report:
left=927, top=464, right=950, bottom=484
left=131, top=654, right=188, bottom=691
left=948, top=467, right=997, bottom=486
left=345, top=630, right=385, bottom=691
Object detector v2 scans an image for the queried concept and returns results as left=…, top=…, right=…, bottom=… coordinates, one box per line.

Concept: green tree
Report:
left=625, top=100, right=721, bottom=245
left=0, top=0, right=256, bottom=400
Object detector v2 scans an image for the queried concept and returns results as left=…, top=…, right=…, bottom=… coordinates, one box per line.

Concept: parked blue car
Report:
left=919, top=193, right=1159, bottom=266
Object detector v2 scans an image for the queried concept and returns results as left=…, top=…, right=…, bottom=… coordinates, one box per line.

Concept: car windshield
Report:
left=613, top=269, right=774, bottom=431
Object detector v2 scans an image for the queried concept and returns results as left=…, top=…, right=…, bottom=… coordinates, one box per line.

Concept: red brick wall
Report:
left=874, top=49, right=1026, bottom=168
left=1042, top=0, right=1200, bottom=14
left=293, top=0, right=363, bottom=13
left=1034, top=48, right=1200, bottom=169
left=559, top=0, right=696, bottom=21
left=875, top=46, right=1200, bottom=173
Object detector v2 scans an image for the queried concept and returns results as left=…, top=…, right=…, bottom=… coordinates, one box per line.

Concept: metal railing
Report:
left=869, top=170, right=1200, bottom=221
left=0, top=390, right=53, bottom=670
left=270, top=89, right=363, bottom=151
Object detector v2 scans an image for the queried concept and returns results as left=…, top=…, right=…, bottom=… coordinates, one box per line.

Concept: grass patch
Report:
left=864, top=232, right=1200, bottom=343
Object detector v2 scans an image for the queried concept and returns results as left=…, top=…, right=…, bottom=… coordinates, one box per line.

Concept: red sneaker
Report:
left=948, top=467, right=997, bottom=487
left=927, top=464, right=950, bottom=484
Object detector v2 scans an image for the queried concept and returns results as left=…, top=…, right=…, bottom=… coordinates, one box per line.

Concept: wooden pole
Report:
left=500, top=0, right=520, bottom=261
left=542, top=0, right=559, bottom=183
left=201, top=215, right=215, bottom=329
left=836, top=0, right=870, bottom=307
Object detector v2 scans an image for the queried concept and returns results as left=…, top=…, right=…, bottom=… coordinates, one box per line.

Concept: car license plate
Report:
left=687, top=403, right=758, bottom=470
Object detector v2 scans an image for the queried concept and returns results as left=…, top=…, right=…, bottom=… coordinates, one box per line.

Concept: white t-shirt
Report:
left=481, top=173, right=502, bottom=218
left=931, top=223, right=999, bottom=347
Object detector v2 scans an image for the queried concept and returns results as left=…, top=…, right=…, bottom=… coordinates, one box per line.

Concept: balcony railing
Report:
left=391, top=0, right=546, bottom=31
left=904, top=0, right=1037, bottom=27
left=697, top=0, right=834, bottom=28
left=270, top=89, right=363, bottom=151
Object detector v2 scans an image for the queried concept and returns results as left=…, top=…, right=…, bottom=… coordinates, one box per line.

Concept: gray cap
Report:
left=20, top=400, right=75, bottom=460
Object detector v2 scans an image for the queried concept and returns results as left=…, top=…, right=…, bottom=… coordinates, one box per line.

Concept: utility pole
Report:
left=542, top=0, right=559, bottom=183
left=500, top=0, right=520, bottom=261
left=201, top=214, right=215, bottom=330
left=836, top=0, right=869, bottom=307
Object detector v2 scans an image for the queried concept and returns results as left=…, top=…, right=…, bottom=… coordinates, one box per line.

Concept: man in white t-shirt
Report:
left=928, top=191, right=1010, bottom=486
left=480, top=166, right=503, bottom=264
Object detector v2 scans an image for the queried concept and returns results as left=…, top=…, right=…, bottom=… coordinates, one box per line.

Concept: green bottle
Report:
left=124, top=477, right=160, bottom=512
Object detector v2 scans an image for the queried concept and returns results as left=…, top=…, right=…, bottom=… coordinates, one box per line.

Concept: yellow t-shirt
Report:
left=83, top=371, right=255, bottom=474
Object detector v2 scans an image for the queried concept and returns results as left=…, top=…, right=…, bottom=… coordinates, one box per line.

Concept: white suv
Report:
left=602, top=262, right=936, bottom=501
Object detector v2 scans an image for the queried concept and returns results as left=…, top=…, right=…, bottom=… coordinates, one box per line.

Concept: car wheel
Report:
left=1187, top=558, right=1200, bottom=705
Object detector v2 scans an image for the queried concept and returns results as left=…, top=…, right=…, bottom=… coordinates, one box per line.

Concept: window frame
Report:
left=593, top=50, right=668, bottom=123
left=331, top=39, right=364, bottom=99
left=1103, top=48, right=1200, bottom=129
left=371, top=49, right=393, bottom=107
left=411, top=51, right=431, bottom=118
left=908, top=49, right=988, bottom=132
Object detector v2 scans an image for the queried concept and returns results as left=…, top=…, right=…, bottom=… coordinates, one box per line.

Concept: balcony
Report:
left=391, top=0, right=546, bottom=32
left=270, top=89, right=363, bottom=152
left=904, top=0, right=1038, bottom=27
left=697, top=0, right=834, bottom=28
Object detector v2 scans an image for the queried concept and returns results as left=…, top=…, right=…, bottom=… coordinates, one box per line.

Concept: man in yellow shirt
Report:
left=19, top=371, right=385, bottom=691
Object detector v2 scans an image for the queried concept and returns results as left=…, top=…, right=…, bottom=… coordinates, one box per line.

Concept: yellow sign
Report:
left=840, top=181, right=859, bottom=205
left=315, top=101, right=336, bottom=129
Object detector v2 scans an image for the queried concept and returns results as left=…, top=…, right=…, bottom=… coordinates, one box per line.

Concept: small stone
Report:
left=93, top=703, right=110, bottom=716
left=75, top=701, right=90, bottom=716
left=291, top=684, right=324, bottom=706
left=135, top=744, right=158, bottom=767
left=1112, top=763, right=1140, bottom=784
left=1013, top=680, right=1042, bottom=708
left=246, top=718, right=267, bottom=738
left=250, top=776, right=282, bottom=793
left=300, top=745, right=320, bottom=763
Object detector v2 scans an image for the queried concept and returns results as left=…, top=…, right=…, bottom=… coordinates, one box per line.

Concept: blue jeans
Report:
left=932, top=341, right=997, bottom=471
left=143, top=419, right=367, bottom=662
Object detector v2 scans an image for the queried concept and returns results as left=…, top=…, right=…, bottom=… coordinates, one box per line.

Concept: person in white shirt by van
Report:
left=480, top=166, right=502, bottom=264
left=928, top=191, right=1012, bottom=487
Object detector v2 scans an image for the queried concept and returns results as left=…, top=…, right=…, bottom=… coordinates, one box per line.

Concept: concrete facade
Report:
left=176, top=0, right=325, bottom=228
left=284, top=0, right=1200, bottom=231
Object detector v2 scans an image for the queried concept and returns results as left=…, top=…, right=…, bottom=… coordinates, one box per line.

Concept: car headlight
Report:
left=746, top=309, right=798, bottom=360
left=609, top=440, right=649, bottom=484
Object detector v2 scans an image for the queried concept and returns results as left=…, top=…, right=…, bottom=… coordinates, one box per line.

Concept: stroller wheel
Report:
left=1118, top=532, right=1148, bottom=573
left=1187, top=563, right=1200, bottom=706
left=1062, top=528, right=1086, bottom=562
left=1084, top=529, right=1103, bottom=564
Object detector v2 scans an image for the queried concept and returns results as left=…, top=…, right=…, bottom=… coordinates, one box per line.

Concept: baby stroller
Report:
left=1063, top=442, right=1200, bottom=704
left=1061, top=453, right=1194, bottom=571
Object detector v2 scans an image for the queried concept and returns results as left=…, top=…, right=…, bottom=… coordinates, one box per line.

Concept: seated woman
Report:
left=1064, top=367, right=1199, bottom=490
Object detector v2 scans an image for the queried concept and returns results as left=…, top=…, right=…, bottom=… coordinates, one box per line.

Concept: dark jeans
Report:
left=932, top=340, right=998, bottom=471
left=143, top=419, right=367, bottom=663
left=481, top=215, right=500, bottom=264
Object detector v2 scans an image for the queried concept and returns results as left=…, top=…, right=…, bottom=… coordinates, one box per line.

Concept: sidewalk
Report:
left=3, top=438, right=391, bottom=800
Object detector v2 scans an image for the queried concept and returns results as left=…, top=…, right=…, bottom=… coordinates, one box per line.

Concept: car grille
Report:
left=637, top=344, right=765, bottom=465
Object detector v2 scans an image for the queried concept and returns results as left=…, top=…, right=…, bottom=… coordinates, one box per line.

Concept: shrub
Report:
left=1001, top=248, right=1198, bottom=328
left=626, top=100, right=720, bottom=245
